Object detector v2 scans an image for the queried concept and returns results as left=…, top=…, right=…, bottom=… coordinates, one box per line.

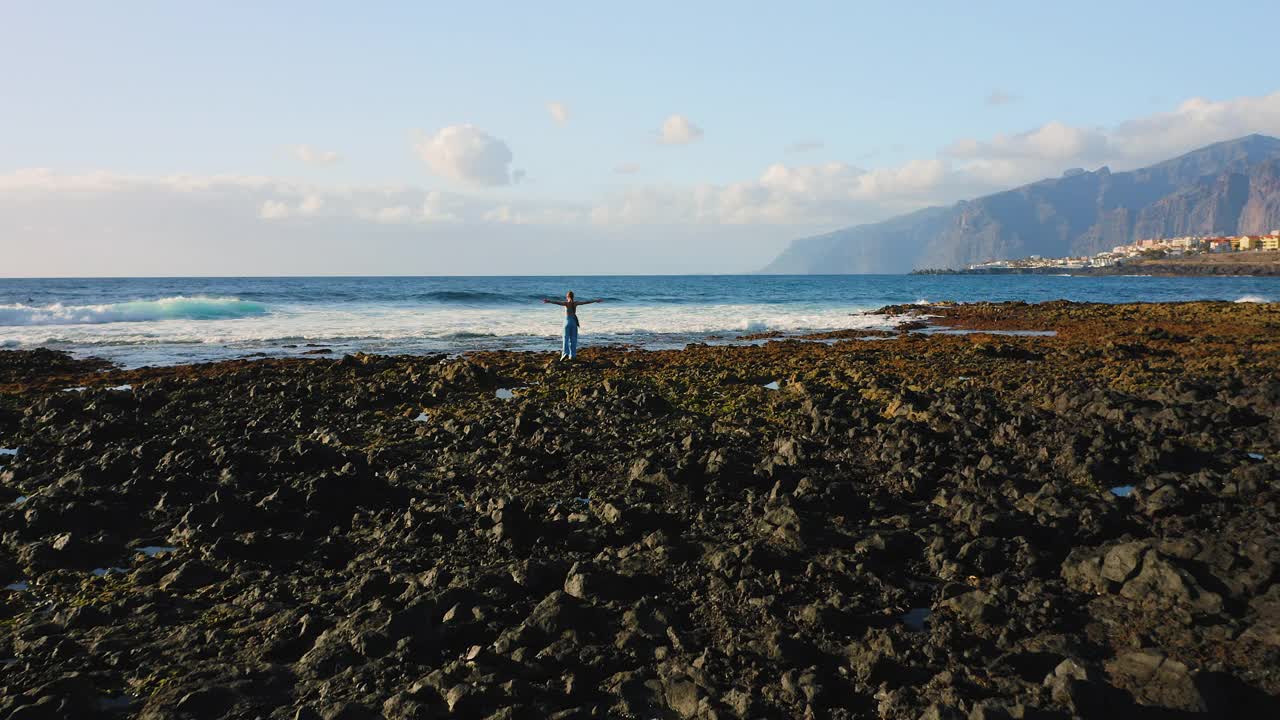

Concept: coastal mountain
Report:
left=762, top=134, right=1280, bottom=273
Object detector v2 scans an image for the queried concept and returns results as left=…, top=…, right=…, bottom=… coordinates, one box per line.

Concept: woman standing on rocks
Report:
left=542, top=291, right=604, bottom=361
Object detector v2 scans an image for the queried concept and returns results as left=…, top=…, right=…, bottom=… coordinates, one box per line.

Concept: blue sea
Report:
left=0, top=275, right=1275, bottom=367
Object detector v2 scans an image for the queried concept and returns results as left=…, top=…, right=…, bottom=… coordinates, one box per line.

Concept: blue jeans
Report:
left=562, top=316, right=579, bottom=359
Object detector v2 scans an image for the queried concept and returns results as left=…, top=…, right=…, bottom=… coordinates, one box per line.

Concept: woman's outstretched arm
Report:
left=542, top=299, right=568, bottom=306
left=579, top=298, right=605, bottom=305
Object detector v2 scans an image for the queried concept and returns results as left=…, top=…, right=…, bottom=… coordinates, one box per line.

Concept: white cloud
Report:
left=947, top=91, right=1280, bottom=187
left=547, top=101, right=569, bottom=125
left=291, top=145, right=341, bottom=165
left=421, top=190, right=464, bottom=223
left=1107, top=93, right=1280, bottom=164
left=0, top=171, right=520, bottom=227
left=0, top=169, right=278, bottom=193
left=614, top=163, right=641, bottom=175
left=946, top=121, right=1110, bottom=163
left=8, top=91, right=1280, bottom=240
left=853, top=158, right=953, bottom=198
left=588, top=88, right=1280, bottom=226
left=594, top=170, right=823, bottom=226
left=364, top=205, right=412, bottom=224
left=957, top=90, right=1280, bottom=174
left=259, top=200, right=291, bottom=220
left=587, top=158, right=963, bottom=227
left=483, top=205, right=585, bottom=225
left=413, top=125, right=516, bottom=186
left=298, top=194, right=324, bottom=215
left=259, top=194, right=325, bottom=220
left=659, top=114, right=703, bottom=145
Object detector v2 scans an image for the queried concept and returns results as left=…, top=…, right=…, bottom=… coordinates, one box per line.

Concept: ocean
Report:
left=1, top=275, right=1276, bottom=367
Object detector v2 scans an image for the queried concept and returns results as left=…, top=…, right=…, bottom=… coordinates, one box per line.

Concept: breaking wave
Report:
left=0, top=296, right=269, bottom=326
left=1234, top=295, right=1271, bottom=304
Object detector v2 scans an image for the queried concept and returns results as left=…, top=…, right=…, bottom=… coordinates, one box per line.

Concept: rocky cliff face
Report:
left=1239, top=158, right=1280, bottom=233
left=763, top=135, right=1280, bottom=273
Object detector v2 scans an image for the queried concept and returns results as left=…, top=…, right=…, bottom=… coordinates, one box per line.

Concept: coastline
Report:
left=914, top=253, right=1280, bottom=277
left=1, top=300, right=1278, bottom=717
left=5, top=274, right=1278, bottom=368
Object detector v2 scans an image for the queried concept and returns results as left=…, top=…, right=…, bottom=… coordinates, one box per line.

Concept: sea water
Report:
left=0, top=275, right=1275, bottom=367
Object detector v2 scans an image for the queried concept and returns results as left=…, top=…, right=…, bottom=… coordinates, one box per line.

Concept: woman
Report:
left=542, top=291, right=603, bottom=361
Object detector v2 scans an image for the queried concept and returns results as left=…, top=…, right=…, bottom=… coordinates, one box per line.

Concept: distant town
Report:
left=964, top=230, right=1280, bottom=271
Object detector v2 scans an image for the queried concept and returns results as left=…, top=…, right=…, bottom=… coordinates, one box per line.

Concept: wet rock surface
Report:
left=0, top=300, right=1277, bottom=718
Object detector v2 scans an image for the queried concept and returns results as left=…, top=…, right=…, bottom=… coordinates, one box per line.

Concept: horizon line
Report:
left=0, top=272, right=916, bottom=281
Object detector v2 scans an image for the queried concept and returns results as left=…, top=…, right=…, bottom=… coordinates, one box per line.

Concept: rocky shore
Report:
left=1, top=301, right=1277, bottom=719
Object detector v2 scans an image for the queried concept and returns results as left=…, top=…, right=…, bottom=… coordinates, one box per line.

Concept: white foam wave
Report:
left=1234, top=295, right=1271, bottom=304
left=0, top=296, right=268, bottom=326
left=0, top=302, right=900, bottom=366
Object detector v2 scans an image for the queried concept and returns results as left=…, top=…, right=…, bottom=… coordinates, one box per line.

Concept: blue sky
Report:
left=4, top=1, right=1280, bottom=276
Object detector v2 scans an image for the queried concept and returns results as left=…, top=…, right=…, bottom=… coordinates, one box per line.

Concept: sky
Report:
left=5, top=0, right=1280, bottom=277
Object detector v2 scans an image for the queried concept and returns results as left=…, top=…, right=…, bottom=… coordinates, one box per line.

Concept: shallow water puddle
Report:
left=495, top=388, right=516, bottom=400
left=1110, top=485, right=1135, bottom=497
left=136, top=546, right=178, bottom=557
left=92, top=567, right=128, bottom=577
left=60, top=384, right=132, bottom=393
left=11, top=496, right=28, bottom=507
left=1247, top=452, right=1264, bottom=460
left=763, top=381, right=780, bottom=391
left=4, top=581, right=29, bottom=591
left=0, top=448, right=17, bottom=456
left=901, top=607, right=931, bottom=632
left=413, top=413, right=430, bottom=423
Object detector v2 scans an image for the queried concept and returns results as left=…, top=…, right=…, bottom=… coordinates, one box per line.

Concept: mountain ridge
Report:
left=762, top=134, right=1280, bottom=273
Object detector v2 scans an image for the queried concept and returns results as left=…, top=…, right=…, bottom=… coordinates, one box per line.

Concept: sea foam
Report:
left=6, top=275, right=1276, bottom=368
left=1234, top=295, right=1271, bottom=304
left=0, top=296, right=268, bottom=326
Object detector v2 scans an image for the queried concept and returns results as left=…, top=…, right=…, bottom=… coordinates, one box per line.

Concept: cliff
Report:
left=763, top=134, right=1280, bottom=273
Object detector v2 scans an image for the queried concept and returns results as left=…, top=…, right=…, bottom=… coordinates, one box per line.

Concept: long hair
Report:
left=566, top=291, right=575, bottom=300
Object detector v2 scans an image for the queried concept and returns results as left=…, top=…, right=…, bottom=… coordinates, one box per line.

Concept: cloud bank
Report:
left=7, top=92, right=1280, bottom=240
left=944, top=91, right=1280, bottom=187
